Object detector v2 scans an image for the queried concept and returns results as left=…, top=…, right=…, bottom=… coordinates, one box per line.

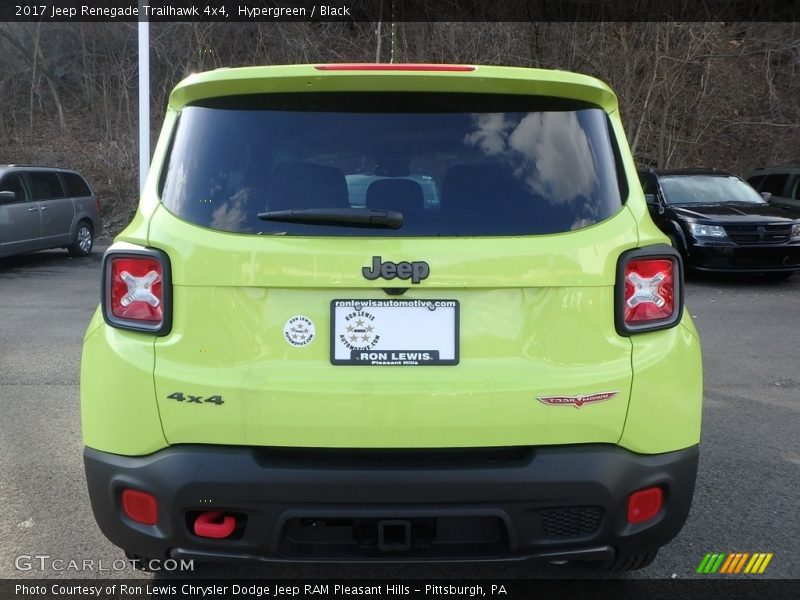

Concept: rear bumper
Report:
left=84, top=444, right=698, bottom=564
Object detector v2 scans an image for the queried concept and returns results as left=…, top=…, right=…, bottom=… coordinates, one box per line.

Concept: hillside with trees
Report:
left=0, top=21, right=797, bottom=235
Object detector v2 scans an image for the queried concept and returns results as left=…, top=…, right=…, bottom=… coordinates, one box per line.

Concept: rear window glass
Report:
left=62, top=172, right=92, bottom=197
left=29, top=172, right=66, bottom=200
left=159, top=93, right=624, bottom=236
left=759, top=174, right=789, bottom=196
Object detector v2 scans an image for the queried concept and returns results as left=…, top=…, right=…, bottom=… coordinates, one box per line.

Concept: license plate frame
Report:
left=330, top=299, right=459, bottom=366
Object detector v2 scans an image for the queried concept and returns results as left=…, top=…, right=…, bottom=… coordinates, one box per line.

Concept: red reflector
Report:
left=624, top=259, right=675, bottom=323
left=194, top=511, right=237, bottom=539
left=121, top=489, right=158, bottom=526
left=627, top=487, right=663, bottom=525
left=110, top=257, right=163, bottom=323
left=315, top=63, right=475, bottom=72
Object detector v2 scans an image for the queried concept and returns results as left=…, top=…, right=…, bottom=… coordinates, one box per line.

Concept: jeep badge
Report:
left=362, top=256, right=430, bottom=284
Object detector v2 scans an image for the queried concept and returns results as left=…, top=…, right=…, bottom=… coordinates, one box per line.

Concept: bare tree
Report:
left=0, top=21, right=798, bottom=235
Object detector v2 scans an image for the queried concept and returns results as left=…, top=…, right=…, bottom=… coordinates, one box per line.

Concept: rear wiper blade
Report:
left=258, top=208, right=402, bottom=229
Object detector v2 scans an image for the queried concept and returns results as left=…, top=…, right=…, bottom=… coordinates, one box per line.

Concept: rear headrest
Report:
left=365, top=179, right=425, bottom=214
left=267, top=162, right=349, bottom=212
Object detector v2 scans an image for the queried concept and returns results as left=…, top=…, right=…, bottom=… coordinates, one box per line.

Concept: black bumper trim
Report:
left=84, top=443, right=698, bottom=563
left=168, top=545, right=617, bottom=564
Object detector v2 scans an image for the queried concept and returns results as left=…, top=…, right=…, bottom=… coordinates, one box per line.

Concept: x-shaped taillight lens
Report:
left=624, top=259, right=675, bottom=323
left=626, top=271, right=667, bottom=309
left=109, top=257, right=164, bottom=323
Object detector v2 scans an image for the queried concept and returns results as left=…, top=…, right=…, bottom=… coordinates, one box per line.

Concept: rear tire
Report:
left=68, top=220, right=94, bottom=257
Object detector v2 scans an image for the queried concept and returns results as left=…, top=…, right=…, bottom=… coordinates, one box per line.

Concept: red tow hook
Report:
left=193, top=511, right=237, bottom=539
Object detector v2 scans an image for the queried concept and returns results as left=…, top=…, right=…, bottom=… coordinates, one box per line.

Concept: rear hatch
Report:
left=147, top=67, right=639, bottom=448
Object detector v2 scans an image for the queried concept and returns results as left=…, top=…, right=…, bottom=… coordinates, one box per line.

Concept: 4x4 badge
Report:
left=537, top=391, right=617, bottom=408
left=362, top=256, right=429, bottom=284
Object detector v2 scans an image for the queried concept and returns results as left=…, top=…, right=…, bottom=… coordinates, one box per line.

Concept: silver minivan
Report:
left=0, top=165, right=101, bottom=258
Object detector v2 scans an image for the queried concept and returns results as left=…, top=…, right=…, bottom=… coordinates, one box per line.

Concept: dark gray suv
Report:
left=746, top=166, right=800, bottom=214
left=0, top=165, right=100, bottom=258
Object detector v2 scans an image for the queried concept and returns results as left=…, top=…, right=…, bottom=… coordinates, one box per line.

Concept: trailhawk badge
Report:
left=537, top=391, right=618, bottom=408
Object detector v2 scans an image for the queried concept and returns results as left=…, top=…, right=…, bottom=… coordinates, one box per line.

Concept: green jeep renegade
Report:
left=81, top=64, right=702, bottom=571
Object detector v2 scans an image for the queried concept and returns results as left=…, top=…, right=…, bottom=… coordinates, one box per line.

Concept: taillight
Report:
left=625, top=259, right=674, bottom=322
left=615, top=245, right=683, bottom=335
left=102, top=248, right=171, bottom=334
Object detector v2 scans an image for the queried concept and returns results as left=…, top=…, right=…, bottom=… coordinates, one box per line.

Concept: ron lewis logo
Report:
left=537, top=391, right=618, bottom=408
left=338, top=309, right=381, bottom=352
left=283, top=315, right=315, bottom=347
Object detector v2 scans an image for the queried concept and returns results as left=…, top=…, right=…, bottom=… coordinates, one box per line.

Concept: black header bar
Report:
left=2, top=0, right=799, bottom=23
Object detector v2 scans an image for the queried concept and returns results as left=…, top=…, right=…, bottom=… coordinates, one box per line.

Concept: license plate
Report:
left=331, top=299, right=459, bottom=365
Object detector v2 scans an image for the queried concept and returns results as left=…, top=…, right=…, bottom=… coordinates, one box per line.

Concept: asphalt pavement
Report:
left=0, top=248, right=797, bottom=581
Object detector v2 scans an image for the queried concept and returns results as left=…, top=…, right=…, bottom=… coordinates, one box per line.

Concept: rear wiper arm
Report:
left=258, top=208, right=402, bottom=229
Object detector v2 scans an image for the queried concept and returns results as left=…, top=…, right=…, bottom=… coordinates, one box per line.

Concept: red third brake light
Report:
left=315, top=64, right=475, bottom=72
left=110, top=257, right=163, bottom=322
left=624, top=259, right=675, bottom=323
